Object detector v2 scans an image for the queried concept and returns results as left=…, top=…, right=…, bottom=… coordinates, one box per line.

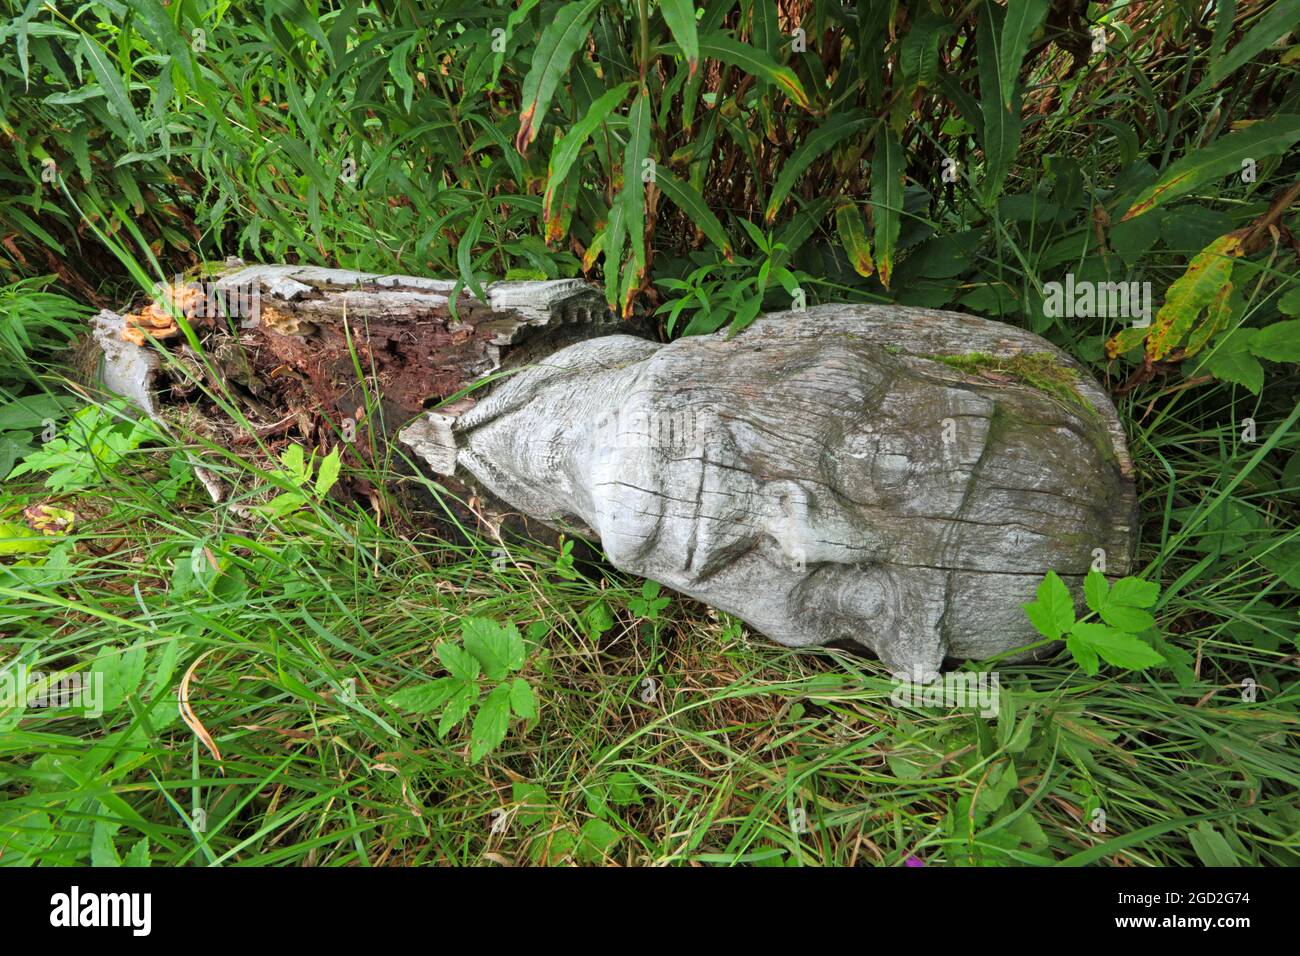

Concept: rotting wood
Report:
left=84, top=264, right=1136, bottom=678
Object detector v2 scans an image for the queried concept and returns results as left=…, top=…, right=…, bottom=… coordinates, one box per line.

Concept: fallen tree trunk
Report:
left=85, top=260, right=624, bottom=531
left=87, top=262, right=1137, bottom=679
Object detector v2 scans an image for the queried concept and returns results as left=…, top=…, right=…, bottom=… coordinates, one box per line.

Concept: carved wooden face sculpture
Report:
left=423, top=305, right=1136, bottom=681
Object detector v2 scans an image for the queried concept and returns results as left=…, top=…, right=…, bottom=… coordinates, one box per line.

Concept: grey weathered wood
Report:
left=407, top=303, right=1136, bottom=680
left=85, top=266, right=1135, bottom=679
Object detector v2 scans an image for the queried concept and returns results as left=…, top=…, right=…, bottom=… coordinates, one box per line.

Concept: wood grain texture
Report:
left=421, top=304, right=1136, bottom=679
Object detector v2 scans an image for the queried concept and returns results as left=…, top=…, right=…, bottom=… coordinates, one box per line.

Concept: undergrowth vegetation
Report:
left=0, top=0, right=1298, bottom=866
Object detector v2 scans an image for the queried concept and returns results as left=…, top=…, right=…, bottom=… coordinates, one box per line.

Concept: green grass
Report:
left=1, top=0, right=1298, bottom=867
left=1, top=380, right=1296, bottom=867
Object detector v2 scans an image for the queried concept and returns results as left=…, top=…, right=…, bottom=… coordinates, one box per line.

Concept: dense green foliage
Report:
left=0, top=1, right=1298, bottom=867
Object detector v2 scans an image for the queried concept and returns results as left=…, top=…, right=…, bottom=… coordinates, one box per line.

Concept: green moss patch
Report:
left=929, top=351, right=1096, bottom=415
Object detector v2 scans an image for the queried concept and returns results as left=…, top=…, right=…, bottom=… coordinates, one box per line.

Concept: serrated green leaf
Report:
left=1109, top=576, right=1159, bottom=608
left=462, top=618, right=525, bottom=680
left=387, top=676, right=460, bottom=714
left=437, top=641, right=481, bottom=682
left=509, top=677, right=537, bottom=719
left=1070, top=622, right=1165, bottom=671
left=438, top=680, right=476, bottom=737
left=1066, top=632, right=1100, bottom=675
left=1251, top=321, right=1300, bottom=363
left=1022, top=570, right=1075, bottom=640
left=124, top=837, right=151, bottom=868
left=470, top=683, right=512, bottom=762
left=1099, top=604, right=1156, bottom=633
left=1277, top=287, right=1300, bottom=316
left=1083, top=569, right=1109, bottom=615
left=1199, top=327, right=1264, bottom=393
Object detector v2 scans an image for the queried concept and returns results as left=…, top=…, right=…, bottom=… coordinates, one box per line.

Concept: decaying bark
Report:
left=88, top=264, right=1136, bottom=678
left=85, top=261, right=620, bottom=515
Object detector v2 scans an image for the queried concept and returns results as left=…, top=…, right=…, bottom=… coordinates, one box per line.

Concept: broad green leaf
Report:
left=462, top=618, right=526, bottom=680
left=765, top=113, right=872, bottom=222
left=1022, top=570, right=1075, bottom=640
left=91, top=818, right=122, bottom=867
left=621, top=90, right=652, bottom=314
left=602, top=200, right=627, bottom=309
left=1188, top=822, right=1239, bottom=866
left=124, top=0, right=196, bottom=83
left=438, top=681, right=476, bottom=737
left=997, top=0, right=1048, bottom=109
left=1122, top=115, right=1300, bottom=220
left=899, top=13, right=952, bottom=90
left=1184, top=282, right=1235, bottom=358
left=1198, top=327, right=1264, bottom=393
left=1083, top=569, right=1109, bottom=615
left=1065, top=632, right=1100, bottom=676
left=314, top=447, right=341, bottom=497
left=0, top=520, right=47, bottom=554
left=96, top=638, right=148, bottom=712
left=1070, top=622, right=1165, bottom=670
left=1146, top=233, right=1243, bottom=360
left=660, top=0, right=699, bottom=76
left=976, top=1, right=1022, bottom=203
left=1251, top=321, right=1300, bottom=362
left=470, top=684, right=512, bottom=762
left=437, top=641, right=481, bottom=682
left=509, top=677, right=537, bottom=719
left=515, top=0, right=602, bottom=153
left=577, top=817, right=621, bottom=861
left=656, top=168, right=732, bottom=259
left=697, top=34, right=809, bottom=110
left=456, top=203, right=488, bottom=303
left=1109, top=577, right=1159, bottom=609
left=871, top=126, right=904, bottom=289
left=543, top=82, right=634, bottom=226
left=1277, top=287, right=1300, bottom=316
left=388, top=676, right=460, bottom=714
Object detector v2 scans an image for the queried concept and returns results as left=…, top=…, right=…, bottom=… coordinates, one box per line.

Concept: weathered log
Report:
left=87, top=265, right=1136, bottom=679
left=401, top=304, right=1136, bottom=680
left=83, top=261, right=622, bottom=519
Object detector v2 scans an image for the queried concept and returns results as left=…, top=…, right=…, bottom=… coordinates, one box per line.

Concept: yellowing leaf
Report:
left=835, top=203, right=874, bottom=278
left=1104, top=324, right=1149, bottom=359
left=1146, top=233, right=1243, bottom=361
